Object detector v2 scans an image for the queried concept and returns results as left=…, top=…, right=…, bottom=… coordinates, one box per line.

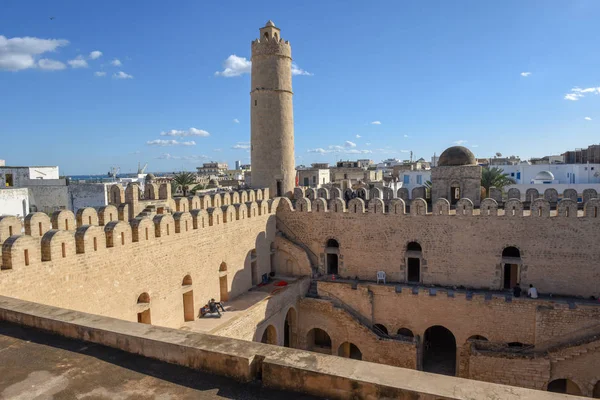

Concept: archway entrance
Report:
left=137, top=292, right=151, bottom=324
left=261, top=325, right=277, bottom=345
left=284, top=307, right=297, bottom=348
left=423, top=325, right=456, bottom=376
left=406, top=242, right=422, bottom=283
left=219, top=262, right=229, bottom=302
left=182, top=275, right=194, bottom=322
left=451, top=185, right=460, bottom=205
left=307, top=328, right=332, bottom=354
left=547, top=379, right=582, bottom=395
left=338, top=342, right=362, bottom=360
left=502, top=247, right=521, bottom=290
left=593, top=381, right=600, bottom=398
left=325, top=239, right=339, bottom=275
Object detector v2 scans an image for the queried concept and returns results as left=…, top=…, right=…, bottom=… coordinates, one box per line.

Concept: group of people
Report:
left=513, top=283, right=538, bottom=299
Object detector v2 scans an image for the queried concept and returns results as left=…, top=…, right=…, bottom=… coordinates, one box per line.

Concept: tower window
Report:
left=264, top=32, right=269, bottom=39
left=255, top=100, right=257, bottom=106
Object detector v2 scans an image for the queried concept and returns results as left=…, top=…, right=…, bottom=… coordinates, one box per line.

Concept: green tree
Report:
left=171, top=172, right=197, bottom=197
left=481, top=167, right=516, bottom=194
left=190, top=184, right=205, bottom=195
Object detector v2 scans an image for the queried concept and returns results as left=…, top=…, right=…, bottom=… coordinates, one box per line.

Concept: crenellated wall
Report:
left=277, top=197, right=600, bottom=297
left=0, top=189, right=277, bottom=329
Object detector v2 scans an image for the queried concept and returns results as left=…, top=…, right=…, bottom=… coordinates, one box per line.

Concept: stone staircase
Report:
left=548, top=335, right=600, bottom=363
left=306, top=280, right=319, bottom=298
left=137, top=204, right=173, bottom=219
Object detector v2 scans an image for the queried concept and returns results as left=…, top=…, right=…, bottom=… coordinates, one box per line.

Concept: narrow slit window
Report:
left=8, top=226, right=12, bottom=236
left=185, top=220, right=188, bottom=231
left=121, top=232, right=125, bottom=245
left=39, top=222, right=42, bottom=236
left=145, top=227, right=149, bottom=240
left=61, top=242, right=66, bottom=258
left=89, top=216, right=92, bottom=225
left=93, top=237, right=97, bottom=251
left=65, top=219, right=69, bottom=230
left=166, top=224, right=170, bottom=235
left=24, top=249, right=29, bottom=266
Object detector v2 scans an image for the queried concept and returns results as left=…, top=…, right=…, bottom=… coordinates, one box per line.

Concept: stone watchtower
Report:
left=431, top=146, right=482, bottom=207
left=250, top=21, right=295, bottom=198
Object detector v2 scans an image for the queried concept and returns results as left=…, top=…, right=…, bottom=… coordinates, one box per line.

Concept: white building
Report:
left=0, top=188, right=29, bottom=218
left=498, top=163, right=600, bottom=185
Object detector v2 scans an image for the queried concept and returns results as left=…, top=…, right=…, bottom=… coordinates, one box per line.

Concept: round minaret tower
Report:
left=250, top=20, right=295, bottom=198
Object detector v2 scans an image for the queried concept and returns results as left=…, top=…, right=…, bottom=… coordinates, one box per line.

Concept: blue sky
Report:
left=1, top=1, right=599, bottom=175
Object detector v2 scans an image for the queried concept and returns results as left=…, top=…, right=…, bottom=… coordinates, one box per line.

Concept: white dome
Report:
left=535, top=170, right=554, bottom=181
left=265, top=20, right=275, bottom=27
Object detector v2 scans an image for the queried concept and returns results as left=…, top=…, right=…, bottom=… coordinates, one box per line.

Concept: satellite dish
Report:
left=495, top=152, right=502, bottom=157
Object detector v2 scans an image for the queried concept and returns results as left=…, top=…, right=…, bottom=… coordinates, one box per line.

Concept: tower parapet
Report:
left=251, top=20, right=295, bottom=198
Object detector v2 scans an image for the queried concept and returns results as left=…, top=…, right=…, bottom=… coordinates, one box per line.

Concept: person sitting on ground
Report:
left=208, top=299, right=221, bottom=316
left=513, top=283, right=521, bottom=298
left=527, top=284, right=538, bottom=299
left=211, top=298, right=225, bottom=312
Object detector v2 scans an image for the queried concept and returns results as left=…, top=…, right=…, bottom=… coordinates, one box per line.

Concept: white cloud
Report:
left=37, top=58, right=66, bottom=71
left=147, top=139, right=196, bottom=146
left=585, top=117, right=592, bottom=121
left=400, top=150, right=410, bottom=153
left=345, top=141, right=356, bottom=148
left=366, top=143, right=371, bottom=146
left=471, top=144, right=479, bottom=148
left=156, top=153, right=208, bottom=161
left=371, top=121, right=382, bottom=125
left=215, top=55, right=251, bottom=77
left=233, top=118, right=240, bottom=123
left=94, top=71, right=106, bottom=77
left=111, top=58, right=122, bottom=66
left=403, top=134, right=409, bottom=138
left=564, top=87, right=600, bottom=101
left=0, top=35, right=69, bottom=71
left=68, top=55, right=88, bottom=68
left=355, top=134, right=361, bottom=138
left=213, top=148, right=223, bottom=152
left=160, top=128, right=210, bottom=137
left=291, top=63, right=312, bottom=76
left=454, top=140, right=468, bottom=145
left=308, top=145, right=371, bottom=155
left=89, top=50, right=102, bottom=60
left=307, top=148, right=328, bottom=154
left=113, top=71, right=133, bottom=79
left=232, top=142, right=250, bottom=149
left=520, top=72, right=531, bottom=77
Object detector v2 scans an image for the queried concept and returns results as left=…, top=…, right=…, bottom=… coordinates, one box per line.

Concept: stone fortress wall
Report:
left=0, top=187, right=277, bottom=330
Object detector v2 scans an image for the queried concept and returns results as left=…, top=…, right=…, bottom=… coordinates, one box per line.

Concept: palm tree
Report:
left=172, top=172, right=197, bottom=197
left=481, top=167, right=516, bottom=195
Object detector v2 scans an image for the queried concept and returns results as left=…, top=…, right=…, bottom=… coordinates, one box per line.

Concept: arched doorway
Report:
left=406, top=242, right=422, bottom=283
left=450, top=183, right=460, bottom=205
left=182, top=275, right=194, bottom=322
left=261, top=325, right=277, bottom=345
left=284, top=307, right=297, bottom=348
left=373, top=323, right=388, bottom=336
left=593, top=380, right=600, bottom=398
left=397, top=328, right=414, bottom=338
left=219, top=262, right=228, bottom=302
left=325, top=239, right=339, bottom=275
left=547, top=379, right=582, bottom=395
left=338, top=342, right=362, bottom=360
left=423, top=325, right=456, bottom=376
left=501, top=247, right=521, bottom=290
left=307, top=328, right=332, bottom=354
left=137, top=292, right=151, bottom=324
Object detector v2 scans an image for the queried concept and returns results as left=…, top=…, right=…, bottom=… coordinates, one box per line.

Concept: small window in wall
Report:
left=24, top=249, right=29, bottom=266
left=61, top=243, right=66, bottom=258
left=8, top=226, right=12, bottom=236
left=121, top=232, right=125, bottom=245
left=88, top=216, right=92, bottom=225
left=166, top=224, right=170, bottom=235
left=145, top=227, right=149, bottom=240
left=417, top=175, right=422, bottom=184
left=516, top=172, right=521, bottom=180
left=5, top=173, right=13, bottom=187
left=65, top=219, right=69, bottom=230
left=255, top=100, right=257, bottom=106
left=403, top=175, right=410, bottom=184
left=38, top=222, right=42, bottom=236
left=93, top=237, right=97, bottom=251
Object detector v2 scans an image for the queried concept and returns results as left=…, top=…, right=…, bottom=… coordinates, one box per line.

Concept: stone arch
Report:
left=76, top=207, right=99, bottom=227
left=153, top=214, right=174, bottom=237
left=275, top=197, right=293, bottom=213
left=174, top=197, right=188, bottom=212
left=305, top=188, right=316, bottom=200
left=546, top=379, right=582, bottom=395
left=136, top=292, right=151, bottom=324
left=75, top=225, right=105, bottom=254
left=317, top=187, right=329, bottom=200
left=563, top=189, right=578, bottom=202
left=389, top=198, right=406, bottom=215
left=325, top=238, right=340, bottom=275
left=24, top=212, right=51, bottom=237
left=397, top=328, right=415, bottom=338
left=221, top=192, right=231, bottom=206
left=504, top=199, right=523, bottom=217
left=507, top=188, right=520, bottom=200
left=208, top=207, right=223, bottom=226
left=370, top=187, right=382, bottom=199
left=525, top=188, right=539, bottom=203
left=307, top=328, right=332, bottom=354
left=284, top=307, right=297, bottom=348
left=557, top=198, right=577, bottom=218
left=489, top=187, right=503, bottom=203
left=544, top=188, right=559, bottom=203
left=433, top=198, right=450, bottom=215
left=406, top=241, right=422, bottom=283
left=211, top=193, right=222, bottom=208
left=397, top=188, right=409, bottom=201
left=329, top=198, right=346, bottom=213
left=109, top=184, right=124, bottom=204
left=423, top=325, right=457, bottom=376
left=467, top=335, right=488, bottom=342
left=373, top=323, right=389, bottom=336
left=144, top=183, right=159, bottom=200
left=583, top=188, right=598, bottom=204
left=584, top=199, right=600, bottom=218
left=501, top=246, right=522, bottom=290
left=357, top=187, right=369, bottom=201
left=104, top=221, right=132, bottom=248
left=231, top=192, right=240, bottom=204
left=338, top=342, right=362, bottom=360
left=593, top=381, right=600, bottom=398
left=188, top=195, right=201, bottom=210
left=410, top=198, right=427, bottom=216
left=296, top=197, right=312, bottom=212
left=41, top=230, right=76, bottom=261
left=312, top=198, right=327, bottom=212
left=97, top=205, right=119, bottom=226
left=0, top=216, right=21, bottom=243
left=173, top=211, right=193, bottom=233
left=256, top=200, right=268, bottom=216
left=382, top=187, right=394, bottom=200
left=221, top=205, right=236, bottom=223
left=293, top=187, right=305, bottom=199
left=182, top=274, right=194, bottom=321
left=51, top=210, right=76, bottom=231
left=130, top=217, right=154, bottom=242
left=255, top=189, right=263, bottom=201
left=246, top=201, right=259, bottom=218
left=1, top=235, right=40, bottom=268
left=247, top=190, right=256, bottom=203
left=455, top=198, right=474, bottom=216
left=219, top=261, right=228, bottom=302
left=368, top=198, right=385, bottom=214
left=260, top=324, right=277, bottom=345
left=411, top=186, right=425, bottom=200
left=480, top=198, right=499, bottom=216
left=531, top=198, right=550, bottom=218
left=348, top=198, right=365, bottom=213
left=199, top=195, right=211, bottom=210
